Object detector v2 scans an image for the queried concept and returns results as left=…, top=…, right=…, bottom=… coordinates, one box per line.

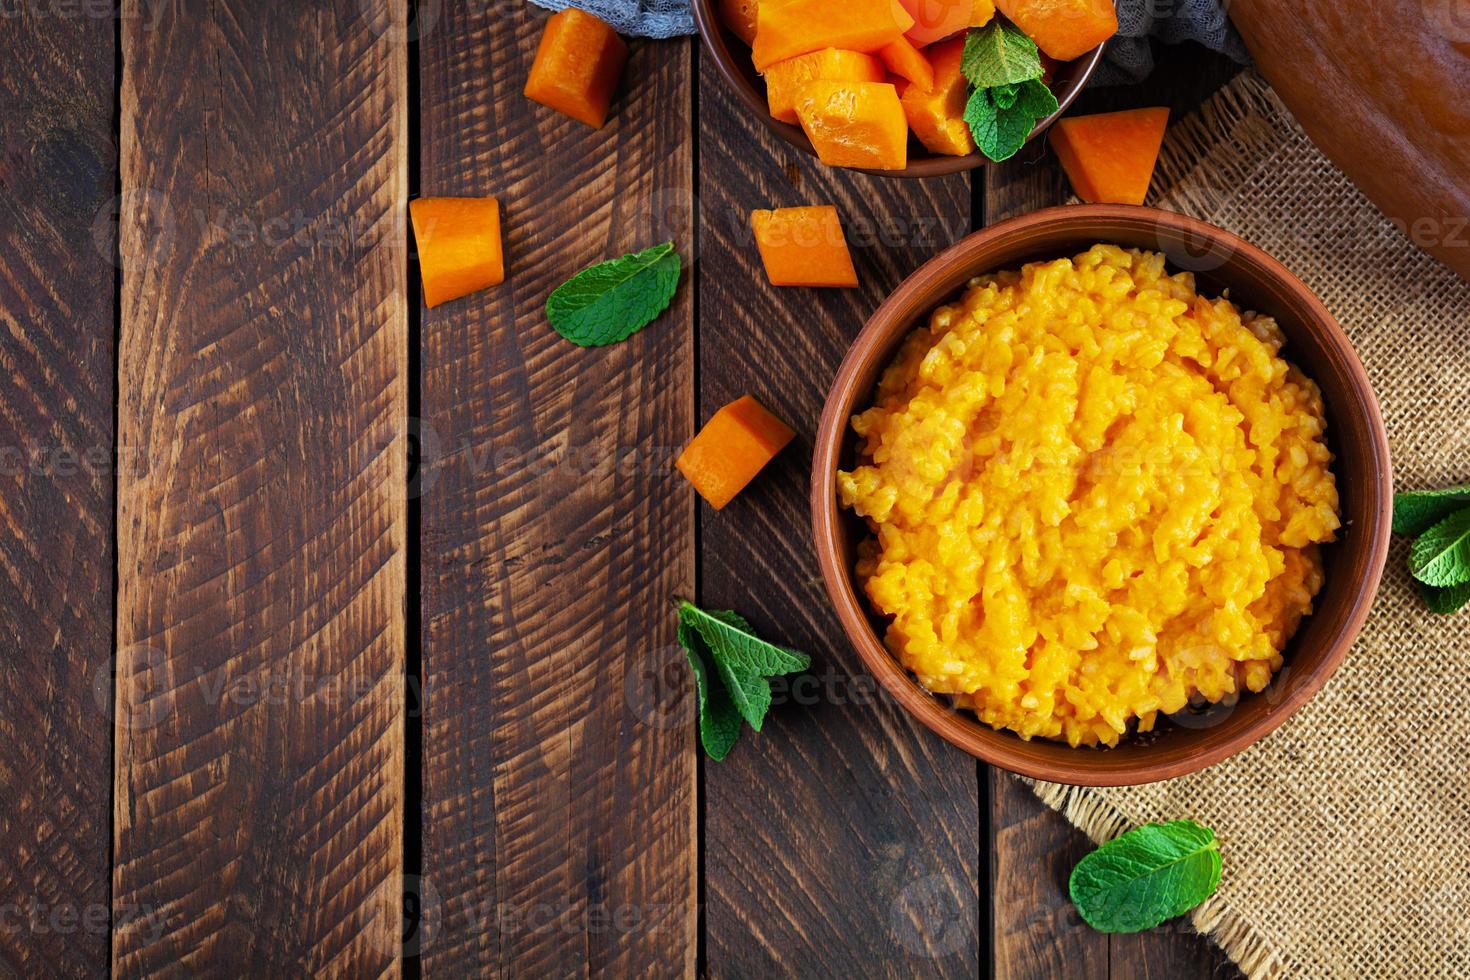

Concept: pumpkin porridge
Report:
left=836, top=245, right=1340, bottom=746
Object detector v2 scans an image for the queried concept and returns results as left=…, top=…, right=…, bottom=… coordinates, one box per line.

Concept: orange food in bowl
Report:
left=993, top=0, right=1117, bottom=62
left=794, top=79, right=909, bottom=170
left=678, top=396, right=797, bottom=509
left=836, top=245, right=1340, bottom=746
left=409, top=197, right=505, bottom=308
left=764, top=48, right=887, bottom=124
left=751, top=0, right=913, bottom=70
left=718, top=0, right=760, bottom=44
left=751, top=206, right=859, bottom=287
left=878, top=36, right=935, bottom=91
left=523, top=9, right=628, bottom=128
left=897, top=36, right=974, bottom=156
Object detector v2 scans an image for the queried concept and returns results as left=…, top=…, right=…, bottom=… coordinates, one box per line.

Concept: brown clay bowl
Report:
left=811, top=205, right=1393, bottom=785
left=691, top=0, right=1106, bottom=178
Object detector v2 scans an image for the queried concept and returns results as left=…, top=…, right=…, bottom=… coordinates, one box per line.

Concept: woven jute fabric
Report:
left=1027, top=70, right=1470, bottom=979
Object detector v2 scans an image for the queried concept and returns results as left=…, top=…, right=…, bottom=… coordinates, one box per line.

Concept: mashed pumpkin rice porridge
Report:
left=837, top=245, right=1341, bottom=747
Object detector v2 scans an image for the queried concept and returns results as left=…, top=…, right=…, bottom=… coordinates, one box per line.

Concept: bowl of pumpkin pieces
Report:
left=693, top=0, right=1118, bottom=175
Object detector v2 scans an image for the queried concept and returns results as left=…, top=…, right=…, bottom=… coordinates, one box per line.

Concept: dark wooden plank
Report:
left=418, top=8, right=696, bottom=976
left=984, top=43, right=1245, bottom=980
left=113, top=4, right=406, bottom=973
left=0, top=10, right=115, bottom=978
left=698, top=52, right=981, bottom=977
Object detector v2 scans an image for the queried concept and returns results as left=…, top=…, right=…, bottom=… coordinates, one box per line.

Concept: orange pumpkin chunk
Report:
left=523, top=9, right=628, bottom=128
left=719, top=0, right=760, bottom=44
left=896, top=0, right=973, bottom=45
left=898, top=37, right=973, bottom=156
left=751, top=0, right=913, bottom=70
left=1050, top=107, right=1169, bottom=205
left=795, top=79, right=908, bottom=170
left=764, top=48, right=887, bottom=123
left=878, top=36, right=935, bottom=91
left=970, top=0, right=996, bottom=26
left=751, top=206, right=859, bottom=287
left=677, top=396, right=797, bottom=510
left=993, top=0, right=1117, bottom=62
left=409, top=197, right=505, bottom=308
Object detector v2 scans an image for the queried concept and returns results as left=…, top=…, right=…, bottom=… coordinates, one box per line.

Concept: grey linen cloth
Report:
left=525, top=0, right=1249, bottom=80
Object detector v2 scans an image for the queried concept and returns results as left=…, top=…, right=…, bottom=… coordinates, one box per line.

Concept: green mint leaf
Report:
left=545, top=241, right=681, bottom=347
left=1012, top=77, right=1059, bottom=119
left=964, top=79, right=1056, bottom=163
left=1393, top=486, right=1470, bottom=536
left=678, top=602, right=811, bottom=733
left=714, top=659, right=771, bottom=731
left=1408, top=507, right=1470, bottom=586
left=678, top=618, right=742, bottom=760
left=992, top=82, right=1020, bottom=109
left=1069, top=820, right=1223, bottom=934
left=1418, top=579, right=1470, bottom=614
left=961, top=20, right=1043, bottom=89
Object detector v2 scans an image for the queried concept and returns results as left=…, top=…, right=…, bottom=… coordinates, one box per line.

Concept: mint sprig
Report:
left=1393, top=485, right=1470, bottom=535
left=961, top=19, right=1043, bottom=89
left=675, top=600, right=811, bottom=758
left=1069, top=820, right=1222, bottom=934
left=1395, top=485, right=1470, bottom=613
left=963, top=78, right=1058, bottom=162
left=545, top=241, right=681, bottom=347
left=958, top=22, right=1056, bottom=163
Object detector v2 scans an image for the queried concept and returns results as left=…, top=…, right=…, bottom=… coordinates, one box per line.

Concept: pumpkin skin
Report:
left=1230, top=0, right=1470, bottom=283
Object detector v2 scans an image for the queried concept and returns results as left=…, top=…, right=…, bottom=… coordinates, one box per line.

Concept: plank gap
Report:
left=404, top=9, right=425, bottom=977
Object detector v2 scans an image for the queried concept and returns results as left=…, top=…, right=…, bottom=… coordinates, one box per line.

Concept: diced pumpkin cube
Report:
left=764, top=48, right=887, bottom=123
left=878, top=36, right=935, bottom=91
left=795, top=80, right=908, bottom=170
left=971, top=0, right=995, bottom=26
left=898, top=37, right=974, bottom=156
left=719, top=0, right=759, bottom=45
left=993, top=0, right=1117, bottom=62
left=751, top=0, right=913, bottom=70
left=523, top=9, right=628, bottom=128
left=896, top=0, right=970, bottom=46
left=1049, top=108, right=1169, bottom=205
left=751, top=206, right=859, bottom=287
left=409, top=197, right=505, bottom=308
left=677, top=396, right=797, bottom=509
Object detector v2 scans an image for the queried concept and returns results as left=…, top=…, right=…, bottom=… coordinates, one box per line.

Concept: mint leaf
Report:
left=1069, top=820, right=1222, bottom=933
left=678, top=617, right=742, bottom=760
left=1418, top=579, right=1470, bottom=614
left=964, top=80, right=1057, bottom=163
left=992, top=82, right=1020, bottom=109
left=676, top=601, right=810, bottom=740
left=1394, top=486, right=1470, bottom=536
left=1013, top=77, right=1060, bottom=119
left=545, top=241, right=681, bottom=347
left=961, top=20, right=1043, bottom=89
left=1408, top=507, right=1470, bottom=586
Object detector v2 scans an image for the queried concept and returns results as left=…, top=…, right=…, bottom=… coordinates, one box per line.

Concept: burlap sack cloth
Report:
left=1022, top=71, right=1470, bottom=978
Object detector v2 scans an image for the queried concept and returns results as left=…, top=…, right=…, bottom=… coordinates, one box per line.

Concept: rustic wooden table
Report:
left=1, top=3, right=1245, bottom=976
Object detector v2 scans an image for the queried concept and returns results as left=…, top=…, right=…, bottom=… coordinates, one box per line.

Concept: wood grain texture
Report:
left=113, top=3, right=406, bottom=974
left=0, top=10, right=115, bottom=978
left=418, top=7, right=695, bottom=976
left=984, top=45, right=1244, bottom=980
left=698, top=53, right=980, bottom=977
